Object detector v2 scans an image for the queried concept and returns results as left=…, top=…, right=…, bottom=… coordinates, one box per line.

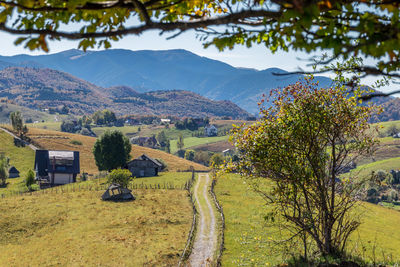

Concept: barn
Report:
left=34, top=150, right=80, bottom=187
left=127, top=154, right=162, bottom=177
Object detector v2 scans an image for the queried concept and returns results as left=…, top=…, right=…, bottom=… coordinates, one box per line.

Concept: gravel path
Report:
left=188, top=173, right=217, bottom=266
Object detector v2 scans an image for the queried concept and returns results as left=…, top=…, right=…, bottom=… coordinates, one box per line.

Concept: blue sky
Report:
left=0, top=30, right=393, bottom=92
left=0, top=31, right=319, bottom=71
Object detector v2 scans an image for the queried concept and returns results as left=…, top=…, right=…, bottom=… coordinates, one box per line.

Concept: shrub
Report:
left=70, top=140, right=83, bottom=146
left=388, top=189, right=399, bottom=202
left=184, top=150, right=195, bottom=161
left=210, top=153, right=224, bottom=167
left=80, top=127, right=93, bottom=136
left=0, top=154, right=8, bottom=186
left=107, top=169, right=132, bottom=188
left=25, top=169, right=35, bottom=190
left=80, top=172, right=88, bottom=182
left=176, top=149, right=186, bottom=158
left=386, top=124, right=399, bottom=137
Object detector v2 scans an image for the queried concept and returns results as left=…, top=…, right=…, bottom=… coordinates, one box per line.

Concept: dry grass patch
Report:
left=0, top=188, right=192, bottom=266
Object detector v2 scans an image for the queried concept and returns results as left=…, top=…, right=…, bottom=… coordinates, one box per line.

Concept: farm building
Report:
left=127, top=154, right=162, bottom=177
left=8, top=166, right=20, bottom=178
left=34, top=150, right=80, bottom=187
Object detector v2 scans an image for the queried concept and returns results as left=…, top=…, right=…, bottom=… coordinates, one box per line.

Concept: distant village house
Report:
left=204, top=125, right=218, bottom=137
left=130, top=136, right=158, bottom=148
left=35, top=150, right=80, bottom=187
left=127, top=154, right=162, bottom=177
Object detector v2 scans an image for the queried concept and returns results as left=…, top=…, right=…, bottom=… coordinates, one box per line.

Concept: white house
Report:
left=204, top=125, right=218, bottom=137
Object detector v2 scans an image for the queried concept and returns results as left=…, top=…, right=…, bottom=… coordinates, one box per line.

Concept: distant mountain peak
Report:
left=0, top=49, right=333, bottom=114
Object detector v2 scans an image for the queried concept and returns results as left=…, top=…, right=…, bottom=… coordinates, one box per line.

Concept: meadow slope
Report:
left=215, top=174, right=400, bottom=266
left=0, top=130, right=35, bottom=195
left=1, top=126, right=208, bottom=174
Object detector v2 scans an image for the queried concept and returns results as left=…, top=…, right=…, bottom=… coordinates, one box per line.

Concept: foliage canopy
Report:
left=0, top=154, right=8, bottom=186
left=93, top=130, right=131, bottom=171
left=1, top=1, right=399, bottom=76
left=107, top=168, right=132, bottom=188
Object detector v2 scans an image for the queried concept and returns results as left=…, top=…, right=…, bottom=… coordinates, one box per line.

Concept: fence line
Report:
left=0, top=180, right=188, bottom=199
left=210, top=177, right=226, bottom=267
left=178, top=169, right=198, bottom=266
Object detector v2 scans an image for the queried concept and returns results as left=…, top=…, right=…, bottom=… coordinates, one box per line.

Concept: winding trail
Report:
left=188, top=173, right=218, bottom=266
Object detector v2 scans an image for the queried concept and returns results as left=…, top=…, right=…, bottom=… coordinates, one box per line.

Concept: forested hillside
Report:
left=0, top=67, right=249, bottom=118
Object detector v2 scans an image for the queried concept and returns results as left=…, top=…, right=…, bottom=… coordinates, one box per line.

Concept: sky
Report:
left=0, top=30, right=312, bottom=71
left=0, top=30, right=394, bottom=92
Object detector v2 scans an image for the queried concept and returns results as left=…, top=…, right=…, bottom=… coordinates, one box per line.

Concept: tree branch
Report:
left=0, top=9, right=281, bottom=39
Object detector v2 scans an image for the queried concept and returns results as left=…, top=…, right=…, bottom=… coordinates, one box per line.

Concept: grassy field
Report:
left=91, top=125, right=197, bottom=140
left=0, top=186, right=192, bottom=266
left=0, top=126, right=208, bottom=174
left=190, top=140, right=234, bottom=153
left=348, top=157, right=400, bottom=179
left=0, top=103, right=54, bottom=124
left=215, top=174, right=400, bottom=266
left=27, top=121, right=62, bottom=131
left=170, top=136, right=229, bottom=154
left=91, top=125, right=139, bottom=137
left=0, top=130, right=36, bottom=196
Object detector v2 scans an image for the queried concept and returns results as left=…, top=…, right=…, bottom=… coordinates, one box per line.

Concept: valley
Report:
left=1, top=49, right=400, bottom=266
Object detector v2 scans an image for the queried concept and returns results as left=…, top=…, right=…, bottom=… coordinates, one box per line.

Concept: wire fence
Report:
left=210, top=177, right=226, bottom=267
left=1, top=179, right=189, bottom=199
left=178, top=169, right=198, bottom=266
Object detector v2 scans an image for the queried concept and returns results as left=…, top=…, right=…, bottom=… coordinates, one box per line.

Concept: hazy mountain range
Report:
left=0, top=49, right=334, bottom=113
left=0, top=67, right=250, bottom=118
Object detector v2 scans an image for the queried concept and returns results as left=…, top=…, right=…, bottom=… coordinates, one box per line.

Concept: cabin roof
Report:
left=8, top=166, right=19, bottom=173
left=127, top=154, right=162, bottom=167
left=35, top=150, right=80, bottom=176
left=48, top=151, right=74, bottom=160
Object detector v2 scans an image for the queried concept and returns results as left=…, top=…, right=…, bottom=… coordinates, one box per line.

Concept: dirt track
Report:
left=188, top=173, right=217, bottom=266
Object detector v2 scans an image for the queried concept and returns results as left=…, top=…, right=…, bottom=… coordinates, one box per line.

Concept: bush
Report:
left=374, top=170, right=389, bottom=182
left=387, top=124, right=399, bottom=137
left=25, top=169, right=35, bottom=190
left=80, top=172, right=88, bottom=182
left=70, top=140, right=83, bottom=145
left=388, top=189, right=399, bottom=202
left=184, top=150, right=195, bottom=161
left=210, top=153, right=224, bottom=167
left=80, top=127, right=94, bottom=136
left=194, top=151, right=212, bottom=166
left=107, top=169, right=132, bottom=188
left=176, top=149, right=186, bottom=158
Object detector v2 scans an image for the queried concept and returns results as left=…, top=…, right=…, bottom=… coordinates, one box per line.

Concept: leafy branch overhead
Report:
left=1, top=1, right=400, bottom=77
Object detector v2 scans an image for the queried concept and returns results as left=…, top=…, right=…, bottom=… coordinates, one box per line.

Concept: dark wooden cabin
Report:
left=34, top=150, right=80, bottom=187
left=127, top=154, right=162, bottom=177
